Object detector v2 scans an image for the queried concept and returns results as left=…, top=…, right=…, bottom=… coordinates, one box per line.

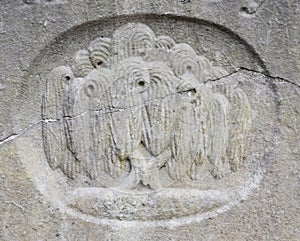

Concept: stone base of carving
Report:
left=67, top=187, right=230, bottom=221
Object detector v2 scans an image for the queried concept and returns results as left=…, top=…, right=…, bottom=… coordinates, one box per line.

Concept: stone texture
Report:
left=0, top=1, right=299, bottom=240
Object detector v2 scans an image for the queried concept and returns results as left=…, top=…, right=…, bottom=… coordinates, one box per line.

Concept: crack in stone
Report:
left=0, top=120, right=42, bottom=146
left=0, top=91, right=182, bottom=147
left=239, top=67, right=300, bottom=89
left=203, top=70, right=240, bottom=84
left=205, top=67, right=300, bottom=89
left=0, top=133, right=19, bottom=144
left=1, top=68, right=298, bottom=148
left=54, top=90, right=185, bottom=121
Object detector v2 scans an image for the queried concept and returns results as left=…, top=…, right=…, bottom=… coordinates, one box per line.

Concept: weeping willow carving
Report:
left=42, top=23, right=252, bottom=190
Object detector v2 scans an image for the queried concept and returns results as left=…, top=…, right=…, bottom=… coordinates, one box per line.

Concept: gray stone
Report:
left=0, top=1, right=299, bottom=240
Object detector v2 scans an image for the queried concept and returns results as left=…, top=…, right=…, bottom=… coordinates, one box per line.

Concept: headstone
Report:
left=0, top=1, right=299, bottom=240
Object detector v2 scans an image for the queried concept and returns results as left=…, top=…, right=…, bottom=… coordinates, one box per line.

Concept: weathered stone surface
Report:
left=0, top=1, right=299, bottom=240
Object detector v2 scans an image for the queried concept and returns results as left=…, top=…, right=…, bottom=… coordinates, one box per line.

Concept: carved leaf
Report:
left=155, top=35, right=175, bottom=50
left=42, top=66, right=73, bottom=119
left=186, top=88, right=213, bottom=180
left=169, top=43, right=204, bottom=83
left=141, top=96, right=178, bottom=157
left=65, top=69, right=112, bottom=179
left=111, top=23, right=156, bottom=62
left=108, top=59, right=146, bottom=158
left=73, top=50, right=94, bottom=77
left=42, top=66, right=75, bottom=173
left=208, top=93, right=230, bottom=178
left=88, top=37, right=111, bottom=68
left=141, top=63, right=181, bottom=157
left=214, top=85, right=252, bottom=171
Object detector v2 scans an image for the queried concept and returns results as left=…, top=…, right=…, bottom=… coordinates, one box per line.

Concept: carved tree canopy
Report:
left=42, top=23, right=252, bottom=190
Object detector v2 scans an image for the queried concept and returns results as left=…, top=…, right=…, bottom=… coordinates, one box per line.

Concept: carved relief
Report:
left=42, top=23, right=251, bottom=191
left=40, top=23, right=255, bottom=221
